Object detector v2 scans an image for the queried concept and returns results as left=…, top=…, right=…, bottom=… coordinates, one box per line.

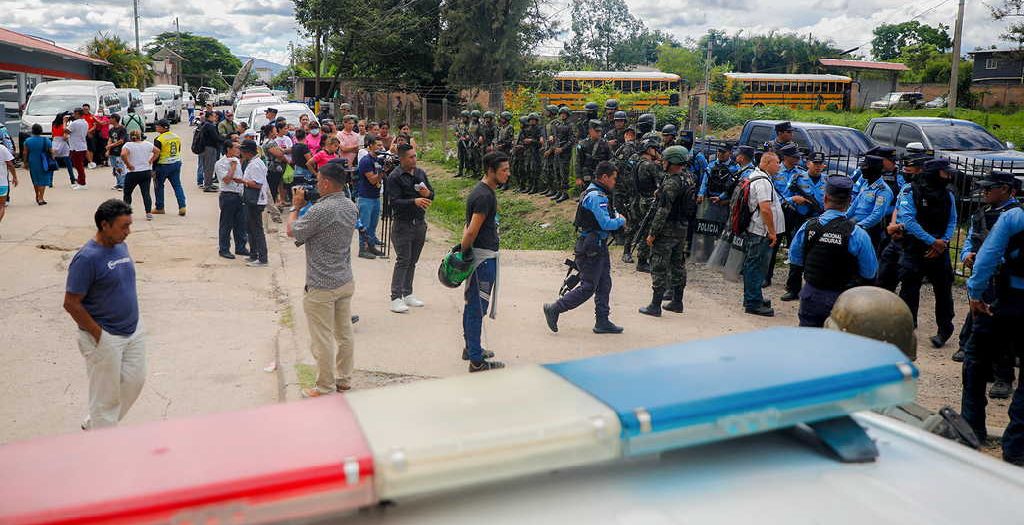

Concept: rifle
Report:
left=787, top=177, right=823, bottom=216
left=623, top=196, right=657, bottom=260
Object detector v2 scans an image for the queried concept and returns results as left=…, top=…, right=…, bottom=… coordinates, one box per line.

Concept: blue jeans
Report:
left=196, top=157, right=204, bottom=185
left=741, top=232, right=774, bottom=310
left=187, top=108, right=195, bottom=123
left=463, top=258, right=497, bottom=363
left=110, top=156, right=126, bottom=186
left=357, top=196, right=381, bottom=246
left=154, top=162, right=186, bottom=210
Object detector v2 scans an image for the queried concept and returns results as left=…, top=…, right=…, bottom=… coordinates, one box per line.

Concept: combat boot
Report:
left=636, top=258, right=651, bottom=273
left=593, top=317, right=624, bottom=334
left=621, top=251, right=634, bottom=264
left=554, top=191, right=569, bottom=203
left=663, top=286, right=684, bottom=313
left=638, top=288, right=663, bottom=317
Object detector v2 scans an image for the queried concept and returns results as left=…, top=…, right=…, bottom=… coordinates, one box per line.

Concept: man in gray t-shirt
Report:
left=286, top=162, right=358, bottom=397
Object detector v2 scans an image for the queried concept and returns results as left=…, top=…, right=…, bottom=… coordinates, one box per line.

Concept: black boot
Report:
left=554, top=191, right=569, bottom=203
left=636, top=258, right=651, bottom=273
left=593, top=317, right=624, bottom=334
left=663, top=286, right=684, bottom=313
left=639, top=288, right=663, bottom=317
left=621, top=250, right=634, bottom=264
left=542, top=303, right=560, bottom=333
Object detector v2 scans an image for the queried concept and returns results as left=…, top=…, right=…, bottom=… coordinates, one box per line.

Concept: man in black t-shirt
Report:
left=105, top=115, right=127, bottom=189
left=460, top=151, right=509, bottom=372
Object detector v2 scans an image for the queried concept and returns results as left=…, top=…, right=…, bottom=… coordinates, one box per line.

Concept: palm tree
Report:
left=83, top=32, right=153, bottom=89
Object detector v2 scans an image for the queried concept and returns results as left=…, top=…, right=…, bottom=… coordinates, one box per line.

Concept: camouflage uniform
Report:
left=519, top=120, right=543, bottom=192
left=648, top=168, right=696, bottom=291
left=512, top=117, right=528, bottom=190
left=629, top=157, right=662, bottom=266
left=478, top=119, right=496, bottom=154
left=495, top=120, right=514, bottom=155
left=455, top=118, right=471, bottom=177
left=576, top=134, right=611, bottom=186
left=468, top=117, right=482, bottom=178
left=610, top=137, right=638, bottom=235
left=549, top=115, right=575, bottom=199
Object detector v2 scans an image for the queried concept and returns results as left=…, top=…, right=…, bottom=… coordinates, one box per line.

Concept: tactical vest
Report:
left=970, top=201, right=1020, bottom=250
left=803, top=217, right=857, bottom=291
left=573, top=186, right=615, bottom=232
left=634, top=158, right=659, bottom=197
left=707, top=162, right=738, bottom=195
left=911, top=181, right=952, bottom=240
left=664, top=173, right=696, bottom=223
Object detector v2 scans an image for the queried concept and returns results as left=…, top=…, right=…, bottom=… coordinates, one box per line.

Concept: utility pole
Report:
left=175, top=17, right=183, bottom=88
left=701, top=33, right=713, bottom=134
left=948, top=0, right=965, bottom=111
left=132, top=0, right=140, bottom=52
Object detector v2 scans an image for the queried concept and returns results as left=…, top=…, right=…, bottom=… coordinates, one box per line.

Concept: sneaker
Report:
left=246, top=260, right=268, bottom=267
left=300, top=387, right=329, bottom=398
left=403, top=294, right=425, bottom=307
left=462, top=347, right=496, bottom=361
left=78, top=184, right=88, bottom=190
left=990, top=380, right=1013, bottom=400
left=178, top=207, right=187, bottom=216
left=390, top=298, right=410, bottom=313
left=71, top=183, right=80, bottom=189
left=235, top=249, right=250, bottom=257
left=367, top=245, right=385, bottom=257
left=469, top=360, right=506, bottom=373
left=110, top=185, right=120, bottom=190
left=87, top=162, right=97, bottom=169
left=146, top=213, right=153, bottom=220
left=152, top=209, right=166, bottom=214
left=358, top=249, right=377, bottom=260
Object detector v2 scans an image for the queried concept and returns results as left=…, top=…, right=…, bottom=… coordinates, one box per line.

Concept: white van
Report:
left=20, top=80, right=120, bottom=137
left=144, top=84, right=183, bottom=123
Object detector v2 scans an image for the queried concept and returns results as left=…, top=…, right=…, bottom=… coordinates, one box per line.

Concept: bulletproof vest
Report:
left=634, top=158, right=660, bottom=197
left=554, top=120, right=574, bottom=144
left=880, top=169, right=900, bottom=196
left=803, top=217, right=857, bottom=291
left=664, top=172, right=697, bottom=223
left=605, top=128, right=626, bottom=145
left=573, top=186, right=615, bottom=232
left=970, top=201, right=1020, bottom=250
left=523, top=125, right=542, bottom=150
left=496, top=125, right=514, bottom=149
left=707, top=162, right=738, bottom=195
left=910, top=181, right=952, bottom=239
left=480, top=123, right=496, bottom=144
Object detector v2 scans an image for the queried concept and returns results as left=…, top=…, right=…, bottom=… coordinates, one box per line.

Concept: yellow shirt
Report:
left=155, top=131, right=182, bottom=164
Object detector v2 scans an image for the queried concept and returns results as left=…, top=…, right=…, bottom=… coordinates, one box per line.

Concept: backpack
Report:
left=730, top=174, right=770, bottom=235
left=190, top=125, right=205, bottom=154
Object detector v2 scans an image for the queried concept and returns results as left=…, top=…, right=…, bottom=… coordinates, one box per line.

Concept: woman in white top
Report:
left=121, top=130, right=159, bottom=219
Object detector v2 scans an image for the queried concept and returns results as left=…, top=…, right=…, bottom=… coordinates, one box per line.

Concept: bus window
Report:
left=614, top=81, right=623, bottom=91
left=797, top=82, right=805, bottom=93
left=641, top=81, right=651, bottom=91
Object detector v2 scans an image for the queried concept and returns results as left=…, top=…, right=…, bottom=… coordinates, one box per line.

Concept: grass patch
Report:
left=422, top=161, right=576, bottom=251
left=295, top=363, right=316, bottom=389
left=278, top=305, right=294, bottom=329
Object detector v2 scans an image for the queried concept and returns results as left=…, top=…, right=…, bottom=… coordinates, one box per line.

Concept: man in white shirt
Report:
left=215, top=141, right=248, bottom=259
left=742, top=151, right=785, bottom=317
left=67, top=108, right=90, bottom=188
left=239, top=140, right=269, bottom=266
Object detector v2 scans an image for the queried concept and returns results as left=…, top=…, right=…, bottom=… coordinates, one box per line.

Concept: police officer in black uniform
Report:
left=543, top=161, right=627, bottom=335
left=786, top=176, right=879, bottom=327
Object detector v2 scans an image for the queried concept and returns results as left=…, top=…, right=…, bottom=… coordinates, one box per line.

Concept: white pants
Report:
left=77, top=326, right=147, bottom=429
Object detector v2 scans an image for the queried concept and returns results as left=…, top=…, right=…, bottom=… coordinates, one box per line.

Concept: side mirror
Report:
left=1007, top=141, right=1015, bottom=150
left=906, top=142, right=925, bottom=151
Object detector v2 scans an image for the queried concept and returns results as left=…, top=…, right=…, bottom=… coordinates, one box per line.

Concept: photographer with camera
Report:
left=286, top=162, right=359, bottom=397
left=355, top=135, right=386, bottom=259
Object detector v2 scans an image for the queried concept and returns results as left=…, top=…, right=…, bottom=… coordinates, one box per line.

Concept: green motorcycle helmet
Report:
left=438, top=247, right=475, bottom=288
left=662, top=145, right=690, bottom=165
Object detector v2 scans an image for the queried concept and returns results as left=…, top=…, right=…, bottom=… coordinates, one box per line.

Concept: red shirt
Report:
left=82, top=113, right=96, bottom=133
left=312, top=150, right=337, bottom=169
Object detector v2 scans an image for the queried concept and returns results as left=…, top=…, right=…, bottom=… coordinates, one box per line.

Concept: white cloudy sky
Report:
left=0, top=0, right=1015, bottom=70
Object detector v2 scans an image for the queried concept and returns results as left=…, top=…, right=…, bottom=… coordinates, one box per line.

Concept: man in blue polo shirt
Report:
left=63, top=199, right=146, bottom=430
left=355, top=134, right=385, bottom=259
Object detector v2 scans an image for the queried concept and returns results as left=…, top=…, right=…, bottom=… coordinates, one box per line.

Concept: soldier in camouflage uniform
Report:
left=577, top=102, right=600, bottom=140
left=549, top=106, right=575, bottom=203
left=494, top=111, right=515, bottom=190
left=455, top=110, right=471, bottom=177
left=540, top=105, right=559, bottom=197
left=610, top=126, right=638, bottom=245
left=479, top=111, right=497, bottom=155
left=601, top=99, right=619, bottom=131
left=627, top=136, right=662, bottom=270
left=639, top=145, right=697, bottom=317
left=604, top=110, right=628, bottom=150
left=511, top=115, right=529, bottom=191
left=576, top=119, right=612, bottom=193
left=519, top=113, right=543, bottom=193
left=468, top=110, right=482, bottom=178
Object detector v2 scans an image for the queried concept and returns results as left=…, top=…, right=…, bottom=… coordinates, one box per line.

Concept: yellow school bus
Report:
left=720, top=73, right=852, bottom=110
left=535, top=71, right=682, bottom=110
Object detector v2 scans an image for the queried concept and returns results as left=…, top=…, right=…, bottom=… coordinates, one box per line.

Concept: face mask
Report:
left=311, top=129, right=320, bottom=135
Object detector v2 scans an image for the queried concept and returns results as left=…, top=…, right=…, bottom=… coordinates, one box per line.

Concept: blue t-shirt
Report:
left=356, top=154, right=382, bottom=199
left=66, top=239, right=139, bottom=336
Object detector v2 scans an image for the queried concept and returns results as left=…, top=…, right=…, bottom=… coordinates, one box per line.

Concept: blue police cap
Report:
left=808, top=151, right=826, bottom=163
left=902, top=154, right=930, bottom=167
left=860, top=155, right=884, bottom=171
left=826, top=175, right=853, bottom=197
left=924, top=158, right=959, bottom=175
left=774, top=121, right=793, bottom=133
left=736, top=145, right=756, bottom=159
left=865, top=145, right=897, bottom=160
left=778, top=143, right=800, bottom=158
left=978, top=170, right=1020, bottom=189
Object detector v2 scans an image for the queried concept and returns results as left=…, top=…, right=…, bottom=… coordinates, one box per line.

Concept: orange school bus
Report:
left=534, top=71, right=682, bottom=110
left=721, top=73, right=852, bottom=110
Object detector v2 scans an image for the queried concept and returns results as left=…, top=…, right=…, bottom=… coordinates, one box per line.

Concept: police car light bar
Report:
left=0, top=328, right=917, bottom=523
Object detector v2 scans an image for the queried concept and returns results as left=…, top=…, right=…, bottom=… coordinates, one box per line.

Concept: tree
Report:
left=871, top=21, right=952, bottom=61
left=655, top=44, right=705, bottom=87
left=145, top=32, right=241, bottom=90
left=561, top=0, right=647, bottom=70
left=988, top=0, right=1024, bottom=48
left=436, top=0, right=556, bottom=107
left=610, top=29, right=678, bottom=68
left=708, top=66, right=742, bottom=105
left=84, top=32, right=152, bottom=89
left=700, top=30, right=842, bottom=74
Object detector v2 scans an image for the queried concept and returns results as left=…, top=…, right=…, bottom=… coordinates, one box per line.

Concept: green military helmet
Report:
left=824, top=286, right=918, bottom=361
left=345, top=114, right=358, bottom=122
left=500, top=111, right=512, bottom=121
left=471, top=110, right=482, bottom=118
left=604, top=98, right=619, bottom=110
left=518, top=115, right=529, bottom=125
left=613, top=110, right=627, bottom=121
left=438, top=247, right=475, bottom=288
left=545, top=104, right=558, bottom=116
left=584, top=101, right=599, bottom=112
left=661, top=124, right=678, bottom=136
left=587, top=118, right=603, bottom=130
left=528, top=112, right=540, bottom=122
left=483, top=111, right=495, bottom=119
left=641, top=136, right=661, bottom=153
left=662, top=145, right=690, bottom=165
left=460, top=110, right=470, bottom=118
left=558, top=106, right=571, bottom=115
left=637, top=113, right=656, bottom=134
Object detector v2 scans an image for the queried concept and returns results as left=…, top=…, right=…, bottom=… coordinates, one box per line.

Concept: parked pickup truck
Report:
left=864, top=117, right=1024, bottom=169
left=737, top=120, right=875, bottom=176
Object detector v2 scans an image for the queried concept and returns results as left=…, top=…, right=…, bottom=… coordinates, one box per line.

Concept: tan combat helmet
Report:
left=824, top=286, right=917, bottom=361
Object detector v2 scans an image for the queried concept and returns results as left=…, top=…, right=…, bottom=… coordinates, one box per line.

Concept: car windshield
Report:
left=806, top=129, right=874, bottom=155
left=147, top=90, right=173, bottom=101
left=921, top=124, right=1005, bottom=151
left=25, top=94, right=94, bottom=116
left=235, top=99, right=280, bottom=121
left=142, top=93, right=157, bottom=104
left=887, top=93, right=902, bottom=102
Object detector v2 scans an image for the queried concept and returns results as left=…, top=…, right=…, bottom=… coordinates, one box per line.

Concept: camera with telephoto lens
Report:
left=295, top=183, right=319, bottom=204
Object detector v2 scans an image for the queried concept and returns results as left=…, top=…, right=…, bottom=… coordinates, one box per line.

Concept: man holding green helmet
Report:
left=639, top=145, right=697, bottom=317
